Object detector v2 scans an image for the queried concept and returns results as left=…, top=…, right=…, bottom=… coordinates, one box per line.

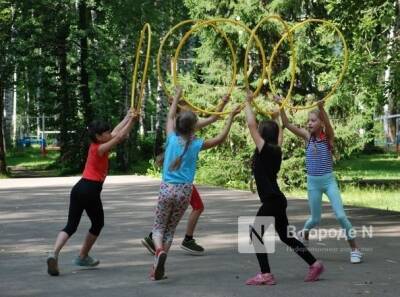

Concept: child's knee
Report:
left=89, top=221, right=104, bottom=236
left=62, top=223, right=78, bottom=237
left=336, top=214, right=350, bottom=227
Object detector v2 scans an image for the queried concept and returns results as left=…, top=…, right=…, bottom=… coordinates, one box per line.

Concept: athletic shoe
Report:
left=74, top=255, right=100, bottom=267
left=46, top=252, right=59, bottom=276
left=151, top=250, right=167, bottom=281
left=180, top=239, right=204, bottom=255
left=305, top=260, right=324, bottom=282
left=350, top=249, right=363, bottom=264
left=141, top=236, right=156, bottom=255
left=149, top=267, right=168, bottom=281
left=246, top=273, right=276, bottom=285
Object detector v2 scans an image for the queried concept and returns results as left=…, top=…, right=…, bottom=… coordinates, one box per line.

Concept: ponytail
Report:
left=169, top=138, right=191, bottom=171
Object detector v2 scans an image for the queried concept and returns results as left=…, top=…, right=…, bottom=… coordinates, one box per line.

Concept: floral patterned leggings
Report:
left=152, top=182, right=193, bottom=246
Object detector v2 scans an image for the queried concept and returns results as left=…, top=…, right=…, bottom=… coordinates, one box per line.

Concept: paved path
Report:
left=0, top=176, right=399, bottom=297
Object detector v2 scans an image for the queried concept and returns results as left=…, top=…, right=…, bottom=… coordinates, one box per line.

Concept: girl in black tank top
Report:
left=243, top=92, right=323, bottom=285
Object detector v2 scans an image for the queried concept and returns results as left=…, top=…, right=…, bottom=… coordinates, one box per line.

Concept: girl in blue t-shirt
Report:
left=277, top=96, right=362, bottom=264
left=150, top=86, right=240, bottom=281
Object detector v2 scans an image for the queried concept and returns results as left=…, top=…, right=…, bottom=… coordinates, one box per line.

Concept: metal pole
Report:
left=42, top=113, right=45, bottom=140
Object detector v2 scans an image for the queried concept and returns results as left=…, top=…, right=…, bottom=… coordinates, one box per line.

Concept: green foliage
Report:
left=2, top=0, right=399, bottom=190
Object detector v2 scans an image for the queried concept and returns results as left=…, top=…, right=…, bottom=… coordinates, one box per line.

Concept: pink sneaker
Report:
left=246, top=273, right=276, bottom=285
left=305, top=260, right=324, bottom=282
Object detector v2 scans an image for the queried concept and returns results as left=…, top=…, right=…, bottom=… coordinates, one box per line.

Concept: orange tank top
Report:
left=82, top=143, right=109, bottom=182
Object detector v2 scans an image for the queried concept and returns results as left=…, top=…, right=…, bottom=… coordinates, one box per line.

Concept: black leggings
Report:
left=62, top=178, right=104, bottom=237
left=255, top=199, right=316, bottom=273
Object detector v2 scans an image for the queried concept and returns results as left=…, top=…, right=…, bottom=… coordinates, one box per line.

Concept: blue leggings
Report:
left=304, top=173, right=355, bottom=240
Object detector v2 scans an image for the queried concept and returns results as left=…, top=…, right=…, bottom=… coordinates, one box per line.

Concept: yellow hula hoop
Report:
left=244, top=15, right=295, bottom=116
left=157, top=19, right=236, bottom=115
left=172, top=20, right=237, bottom=115
left=157, top=19, right=197, bottom=101
left=269, top=19, right=349, bottom=111
left=172, top=18, right=267, bottom=116
left=131, top=23, right=152, bottom=111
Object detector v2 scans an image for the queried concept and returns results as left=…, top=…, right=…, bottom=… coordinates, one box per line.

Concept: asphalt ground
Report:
left=0, top=176, right=399, bottom=297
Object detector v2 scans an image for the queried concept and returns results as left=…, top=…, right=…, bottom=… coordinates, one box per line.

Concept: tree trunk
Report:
left=56, top=24, right=71, bottom=163
left=390, top=0, right=400, bottom=141
left=154, top=80, right=167, bottom=156
left=0, top=80, right=7, bottom=174
left=116, top=58, right=130, bottom=171
left=79, top=0, right=93, bottom=126
left=139, top=78, right=151, bottom=136
left=385, top=0, right=400, bottom=143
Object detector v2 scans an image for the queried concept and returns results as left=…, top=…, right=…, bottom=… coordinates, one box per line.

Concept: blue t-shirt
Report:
left=162, top=132, right=204, bottom=184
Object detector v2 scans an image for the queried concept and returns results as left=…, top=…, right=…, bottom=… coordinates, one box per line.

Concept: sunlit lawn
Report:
left=287, top=186, right=400, bottom=212
left=6, top=145, right=59, bottom=170
left=335, top=153, right=400, bottom=180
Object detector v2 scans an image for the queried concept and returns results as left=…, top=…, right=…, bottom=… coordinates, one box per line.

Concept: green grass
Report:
left=335, top=153, right=400, bottom=180
left=6, top=146, right=59, bottom=170
left=287, top=186, right=400, bottom=212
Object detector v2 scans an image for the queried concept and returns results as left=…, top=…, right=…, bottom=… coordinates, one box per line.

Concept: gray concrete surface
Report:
left=0, top=176, right=399, bottom=297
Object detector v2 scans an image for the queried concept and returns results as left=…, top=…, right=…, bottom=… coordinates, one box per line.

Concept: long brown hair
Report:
left=251, top=120, right=281, bottom=174
left=169, top=110, right=198, bottom=171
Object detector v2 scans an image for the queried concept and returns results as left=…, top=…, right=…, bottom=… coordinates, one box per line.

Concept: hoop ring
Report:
left=172, top=18, right=266, bottom=116
left=131, top=23, right=152, bottom=112
left=245, top=15, right=295, bottom=116
left=269, top=19, right=348, bottom=111
left=157, top=20, right=196, bottom=102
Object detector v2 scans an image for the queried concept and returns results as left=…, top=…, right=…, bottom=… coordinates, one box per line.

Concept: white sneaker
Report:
left=350, top=249, right=363, bottom=264
left=297, top=230, right=309, bottom=247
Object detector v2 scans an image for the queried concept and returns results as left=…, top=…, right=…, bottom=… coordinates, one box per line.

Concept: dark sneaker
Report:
left=74, top=255, right=99, bottom=267
left=141, top=236, right=156, bottom=255
left=47, top=252, right=59, bottom=276
left=152, top=250, right=167, bottom=281
left=180, top=239, right=204, bottom=255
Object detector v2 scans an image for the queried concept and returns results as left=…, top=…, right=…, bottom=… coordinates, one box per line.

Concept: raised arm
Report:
left=274, top=95, right=310, bottom=141
left=318, top=101, right=334, bottom=144
left=111, top=109, right=131, bottom=137
left=166, top=86, right=183, bottom=134
left=244, top=91, right=265, bottom=152
left=271, top=107, right=284, bottom=147
left=195, top=94, right=230, bottom=130
left=98, top=110, right=139, bottom=156
left=202, top=106, right=240, bottom=150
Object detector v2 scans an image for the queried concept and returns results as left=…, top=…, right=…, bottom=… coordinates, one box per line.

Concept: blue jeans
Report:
left=304, top=173, right=355, bottom=240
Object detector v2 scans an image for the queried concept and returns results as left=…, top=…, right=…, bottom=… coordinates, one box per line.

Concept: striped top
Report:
left=305, top=133, right=333, bottom=176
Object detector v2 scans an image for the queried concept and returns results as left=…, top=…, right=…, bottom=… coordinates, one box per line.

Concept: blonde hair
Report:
left=308, top=109, right=325, bottom=135
left=308, top=109, right=322, bottom=120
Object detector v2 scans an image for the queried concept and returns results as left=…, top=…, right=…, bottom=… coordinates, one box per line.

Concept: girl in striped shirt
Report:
left=277, top=97, right=362, bottom=264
